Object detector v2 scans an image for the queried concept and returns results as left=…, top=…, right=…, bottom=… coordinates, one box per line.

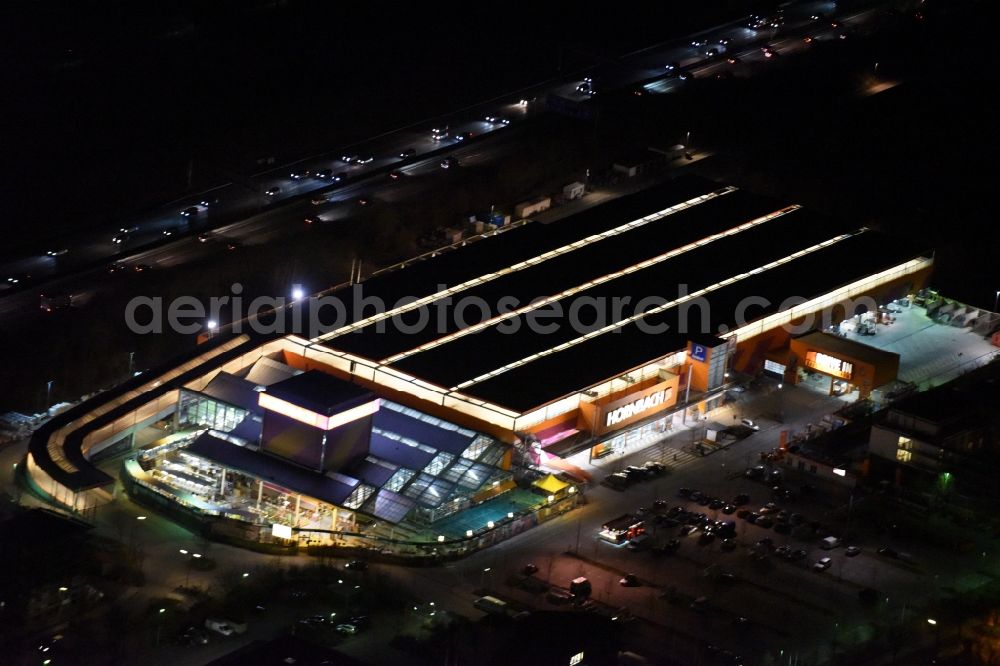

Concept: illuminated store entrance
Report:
left=588, top=411, right=680, bottom=462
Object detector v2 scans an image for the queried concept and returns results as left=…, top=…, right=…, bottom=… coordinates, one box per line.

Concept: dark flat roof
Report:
left=263, top=370, right=374, bottom=416
left=324, top=175, right=720, bottom=325
left=316, top=175, right=929, bottom=415
left=368, top=431, right=434, bottom=471
left=186, top=432, right=358, bottom=505
left=793, top=331, right=901, bottom=367
left=462, top=230, right=924, bottom=411
left=332, top=189, right=781, bottom=361
left=391, top=206, right=842, bottom=390
left=200, top=372, right=263, bottom=414
left=372, top=404, right=475, bottom=456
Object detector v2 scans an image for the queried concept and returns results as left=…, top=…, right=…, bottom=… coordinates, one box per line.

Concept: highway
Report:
left=0, top=0, right=886, bottom=323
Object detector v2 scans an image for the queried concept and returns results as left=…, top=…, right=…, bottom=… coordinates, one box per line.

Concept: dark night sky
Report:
left=0, top=0, right=768, bottom=244
left=0, top=0, right=994, bottom=304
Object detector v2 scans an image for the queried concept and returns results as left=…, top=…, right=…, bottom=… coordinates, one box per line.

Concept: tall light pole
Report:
left=994, top=290, right=999, bottom=313
left=45, top=380, right=54, bottom=410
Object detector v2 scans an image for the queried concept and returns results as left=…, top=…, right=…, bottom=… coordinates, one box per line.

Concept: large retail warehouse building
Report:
left=28, top=175, right=932, bottom=527
left=295, top=175, right=931, bottom=460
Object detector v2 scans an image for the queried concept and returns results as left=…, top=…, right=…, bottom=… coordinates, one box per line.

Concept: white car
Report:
left=335, top=623, right=358, bottom=635
left=741, top=418, right=759, bottom=431
left=813, top=557, right=833, bottom=572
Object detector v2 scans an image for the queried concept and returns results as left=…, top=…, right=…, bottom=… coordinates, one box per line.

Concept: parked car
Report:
left=643, top=461, right=666, bottom=475
left=546, top=590, right=574, bottom=605
left=813, top=557, right=833, bottom=572
left=619, top=573, right=640, bottom=587
left=845, top=546, right=862, bottom=557
left=877, top=546, right=899, bottom=559
left=604, top=473, right=631, bottom=490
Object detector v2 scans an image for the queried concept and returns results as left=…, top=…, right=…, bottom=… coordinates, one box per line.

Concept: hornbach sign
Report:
left=597, top=379, right=676, bottom=434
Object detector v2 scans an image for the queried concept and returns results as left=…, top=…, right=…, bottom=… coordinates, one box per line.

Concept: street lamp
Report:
left=291, top=285, right=305, bottom=301
left=206, top=320, right=218, bottom=339
left=45, top=380, right=54, bottom=409
left=156, top=608, right=166, bottom=646
left=994, top=290, right=999, bottom=313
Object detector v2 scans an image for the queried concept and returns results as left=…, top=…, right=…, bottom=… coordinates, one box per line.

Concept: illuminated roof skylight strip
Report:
left=450, top=231, right=857, bottom=391
left=380, top=204, right=801, bottom=365
left=313, top=187, right=737, bottom=343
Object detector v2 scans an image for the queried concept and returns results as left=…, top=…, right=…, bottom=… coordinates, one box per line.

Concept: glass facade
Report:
left=178, top=389, right=248, bottom=433
left=593, top=411, right=677, bottom=461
